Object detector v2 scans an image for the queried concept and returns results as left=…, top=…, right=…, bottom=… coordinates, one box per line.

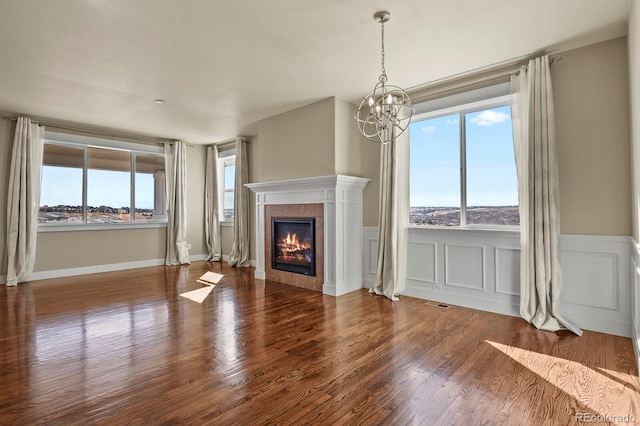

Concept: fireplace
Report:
left=271, top=218, right=316, bottom=276
left=247, top=175, right=369, bottom=295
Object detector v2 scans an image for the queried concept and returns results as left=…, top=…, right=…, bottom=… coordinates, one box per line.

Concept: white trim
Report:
left=631, top=238, right=640, bottom=376
left=413, top=95, right=510, bottom=122
left=23, top=253, right=236, bottom=283
left=45, top=131, right=163, bottom=153
left=189, top=254, right=208, bottom=262
left=633, top=321, right=640, bottom=378
left=38, top=222, right=168, bottom=232
left=30, top=258, right=166, bottom=281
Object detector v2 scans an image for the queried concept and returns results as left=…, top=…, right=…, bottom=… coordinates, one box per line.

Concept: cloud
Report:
left=446, top=118, right=459, bottom=125
left=469, top=110, right=509, bottom=126
left=421, top=125, right=435, bottom=134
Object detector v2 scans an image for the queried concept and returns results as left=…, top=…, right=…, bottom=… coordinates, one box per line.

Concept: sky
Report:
left=409, top=105, right=518, bottom=208
left=41, top=160, right=236, bottom=211
left=40, top=168, right=155, bottom=209
left=41, top=113, right=516, bottom=211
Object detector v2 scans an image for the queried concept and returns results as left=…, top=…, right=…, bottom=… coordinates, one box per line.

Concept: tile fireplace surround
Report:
left=246, top=175, right=369, bottom=296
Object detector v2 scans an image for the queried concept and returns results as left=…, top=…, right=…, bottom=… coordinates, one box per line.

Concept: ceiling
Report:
left=0, top=0, right=631, bottom=144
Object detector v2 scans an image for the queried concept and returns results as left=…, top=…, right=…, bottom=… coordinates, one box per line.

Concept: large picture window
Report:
left=39, top=133, right=166, bottom=228
left=410, top=93, right=519, bottom=227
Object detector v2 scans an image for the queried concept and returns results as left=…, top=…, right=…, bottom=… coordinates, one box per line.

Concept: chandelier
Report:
left=354, top=11, right=414, bottom=144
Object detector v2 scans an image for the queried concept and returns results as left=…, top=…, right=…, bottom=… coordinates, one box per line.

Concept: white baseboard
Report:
left=10, top=253, right=256, bottom=285
left=30, top=258, right=166, bottom=281
left=633, top=321, right=640, bottom=378
left=28, top=253, right=208, bottom=282
left=323, top=281, right=336, bottom=296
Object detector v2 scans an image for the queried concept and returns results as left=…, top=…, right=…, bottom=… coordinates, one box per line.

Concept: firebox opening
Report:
left=272, top=218, right=316, bottom=276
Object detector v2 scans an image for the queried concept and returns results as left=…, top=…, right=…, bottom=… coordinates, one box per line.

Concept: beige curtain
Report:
left=5, top=117, right=44, bottom=286
left=205, top=145, right=221, bottom=261
left=371, top=130, right=409, bottom=301
left=228, top=138, right=250, bottom=267
left=164, top=141, right=190, bottom=265
left=510, top=56, right=581, bottom=335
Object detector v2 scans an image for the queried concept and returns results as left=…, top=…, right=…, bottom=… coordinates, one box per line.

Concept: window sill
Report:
left=38, top=222, right=168, bottom=233
left=409, top=225, right=520, bottom=238
left=220, top=221, right=234, bottom=228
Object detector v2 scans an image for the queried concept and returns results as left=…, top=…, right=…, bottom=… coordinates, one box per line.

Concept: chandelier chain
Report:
left=379, top=21, right=387, bottom=83
left=354, top=10, right=414, bottom=144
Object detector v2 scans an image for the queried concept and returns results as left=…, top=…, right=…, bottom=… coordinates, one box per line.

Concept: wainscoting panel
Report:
left=559, top=235, right=631, bottom=337
left=362, top=227, right=633, bottom=337
left=561, top=250, right=618, bottom=310
left=444, top=244, right=485, bottom=291
left=363, top=227, right=378, bottom=289
left=406, top=242, right=436, bottom=286
left=495, top=247, right=520, bottom=296
left=627, top=241, right=639, bottom=372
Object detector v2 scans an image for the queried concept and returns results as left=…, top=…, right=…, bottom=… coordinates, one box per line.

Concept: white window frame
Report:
left=410, top=87, right=519, bottom=231
left=217, top=148, right=236, bottom=226
left=38, top=131, right=167, bottom=232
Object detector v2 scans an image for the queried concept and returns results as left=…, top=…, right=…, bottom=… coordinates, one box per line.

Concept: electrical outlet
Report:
left=187, top=243, right=192, bottom=249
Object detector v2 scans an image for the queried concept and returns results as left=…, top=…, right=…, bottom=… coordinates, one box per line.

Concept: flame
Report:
left=279, top=232, right=309, bottom=252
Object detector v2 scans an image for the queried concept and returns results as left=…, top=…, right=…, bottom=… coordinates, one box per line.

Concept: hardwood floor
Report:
left=1, top=261, right=638, bottom=425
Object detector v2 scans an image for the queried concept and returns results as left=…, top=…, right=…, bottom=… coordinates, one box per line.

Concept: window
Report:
left=39, top=132, right=166, bottom=229
left=218, top=150, right=236, bottom=223
left=410, top=90, right=519, bottom=227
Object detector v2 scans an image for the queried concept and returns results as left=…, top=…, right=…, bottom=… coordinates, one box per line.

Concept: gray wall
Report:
left=630, top=3, right=640, bottom=242
left=553, top=37, right=631, bottom=236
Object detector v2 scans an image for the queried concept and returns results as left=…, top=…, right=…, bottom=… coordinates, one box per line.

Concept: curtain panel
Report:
left=164, top=141, right=190, bottom=265
left=371, top=130, right=409, bottom=301
left=5, top=117, right=44, bottom=286
left=228, top=137, right=250, bottom=267
left=510, top=56, right=581, bottom=336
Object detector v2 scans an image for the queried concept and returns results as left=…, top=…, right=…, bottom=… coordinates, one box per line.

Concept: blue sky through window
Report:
left=40, top=166, right=155, bottom=209
left=410, top=105, right=517, bottom=208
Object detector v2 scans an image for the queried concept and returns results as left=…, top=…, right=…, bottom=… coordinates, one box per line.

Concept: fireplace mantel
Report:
left=246, top=175, right=369, bottom=296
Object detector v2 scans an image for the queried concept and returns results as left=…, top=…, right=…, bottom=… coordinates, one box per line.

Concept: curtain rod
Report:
left=2, top=116, right=175, bottom=144
left=209, top=137, right=249, bottom=148
left=409, top=55, right=562, bottom=100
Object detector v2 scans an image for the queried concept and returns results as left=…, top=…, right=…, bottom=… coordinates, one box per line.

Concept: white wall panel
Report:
left=406, top=242, right=436, bottom=285
left=495, top=247, right=520, bottom=296
left=444, top=244, right=485, bottom=291
left=561, top=250, right=618, bottom=310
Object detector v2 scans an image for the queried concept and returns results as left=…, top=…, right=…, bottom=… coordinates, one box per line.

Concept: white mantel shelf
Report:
left=246, top=175, right=370, bottom=296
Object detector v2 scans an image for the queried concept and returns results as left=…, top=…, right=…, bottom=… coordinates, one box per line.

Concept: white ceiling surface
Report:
left=0, top=1, right=630, bottom=144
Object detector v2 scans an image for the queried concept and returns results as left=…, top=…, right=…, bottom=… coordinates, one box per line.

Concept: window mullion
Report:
left=130, top=153, right=135, bottom=222
left=83, top=147, right=88, bottom=223
left=460, top=112, right=467, bottom=226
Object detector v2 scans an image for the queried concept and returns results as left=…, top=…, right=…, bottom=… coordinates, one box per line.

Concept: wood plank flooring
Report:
left=0, top=261, right=638, bottom=425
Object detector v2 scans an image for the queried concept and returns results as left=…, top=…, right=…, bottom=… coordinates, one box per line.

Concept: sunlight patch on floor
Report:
left=179, top=285, right=215, bottom=303
left=486, top=340, right=640, bottom=422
